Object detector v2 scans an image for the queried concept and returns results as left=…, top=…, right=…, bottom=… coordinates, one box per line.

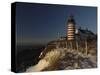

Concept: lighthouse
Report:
left=67, top=15, right=76, bottom=49
left=67, top=15, right=76, bottom=41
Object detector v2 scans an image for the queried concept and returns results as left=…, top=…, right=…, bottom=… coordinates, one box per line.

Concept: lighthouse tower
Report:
left=67, top=15, right=76, bottom=41
left=67, top=15, right=76, bottom=49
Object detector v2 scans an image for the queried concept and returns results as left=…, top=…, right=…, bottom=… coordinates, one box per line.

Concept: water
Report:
left=15, top=44, right=45, bottom=72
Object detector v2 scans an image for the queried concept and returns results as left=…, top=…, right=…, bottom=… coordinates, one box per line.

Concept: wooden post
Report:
left=76, top=40, right=78, bottom=52
left=70, top=41, right=73, bottom=50
left=66, top=41, right=68, bottom=49
left=85, top=40, right=88, bottom=55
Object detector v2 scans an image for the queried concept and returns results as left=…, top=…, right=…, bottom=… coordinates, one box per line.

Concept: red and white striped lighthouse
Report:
left=66, top=15, right=76, bottom=49
left=67, top=16, right=76, bottom=41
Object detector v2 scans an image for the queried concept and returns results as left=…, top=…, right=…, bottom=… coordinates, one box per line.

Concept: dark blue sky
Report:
left=16, top=2, right=97, bottom=45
